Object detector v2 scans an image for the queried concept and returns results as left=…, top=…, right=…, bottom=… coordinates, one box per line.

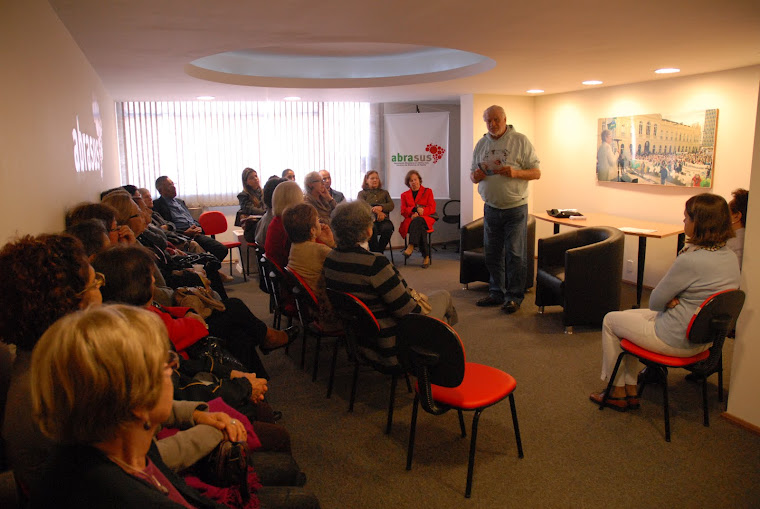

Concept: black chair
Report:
left=397, top=314, right=524, bottom=498
left=599, top=289, right=746, bottom=442
left=459, top=215, right=536, bottom=290
left=261, top=255, right=297, bottom=332
left=535, top=226, right=624, bottom=333
left=286, top=268, right=344, bottom=388
left=326, top=289, right=412, bottom=435
left=441, top=199, right=460, bottom=251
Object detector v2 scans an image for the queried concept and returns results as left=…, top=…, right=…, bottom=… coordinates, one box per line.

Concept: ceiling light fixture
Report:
left=283, top=96, right=301, bottom=101
left=582, top=80, right=603, bottom=85
left=654, top=68, right=680, bottom=74
left=196, top=95, right=215, bottom=100
left=526, top=89, right=544, bottom=94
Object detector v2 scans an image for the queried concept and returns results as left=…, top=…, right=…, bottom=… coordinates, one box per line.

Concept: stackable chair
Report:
left=397, top=314, right=524, bottom=498
left=285, top=268, right=344, bottom=386
left=261, top=255, right=297, bottom=331
left=326, top=289, right=412, bottom=434
left=198, top=211, right=245, bottom=280
left=251, top=243, right=274, bottom=314
left=441, top=199, right=461, bottom=251
left=599, top=289, right=745, bottom=442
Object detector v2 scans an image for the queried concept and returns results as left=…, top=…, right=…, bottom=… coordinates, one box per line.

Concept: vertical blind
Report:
left=116, top=101, right=371, bottom=207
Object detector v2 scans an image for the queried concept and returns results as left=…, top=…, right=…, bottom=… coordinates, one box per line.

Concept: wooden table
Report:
left=532, top=211, right=685, bottom=308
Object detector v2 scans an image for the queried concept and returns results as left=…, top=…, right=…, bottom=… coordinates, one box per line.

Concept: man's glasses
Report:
left=77, top=272, right=105, bottom=296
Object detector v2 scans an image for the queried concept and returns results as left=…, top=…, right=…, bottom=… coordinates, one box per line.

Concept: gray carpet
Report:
left=224, top=249, right=760, bottom=508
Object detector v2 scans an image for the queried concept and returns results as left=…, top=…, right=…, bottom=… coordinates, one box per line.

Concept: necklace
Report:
left=107, top=454, right=169, bottom=495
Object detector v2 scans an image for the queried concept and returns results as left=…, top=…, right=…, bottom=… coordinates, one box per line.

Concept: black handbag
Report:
left=185, top=335, right=247, bottom=372
left=197, top=440, right=251, bottom=503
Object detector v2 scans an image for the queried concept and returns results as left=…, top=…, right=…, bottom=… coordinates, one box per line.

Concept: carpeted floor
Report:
left=224, top=249, right=760, bottom=508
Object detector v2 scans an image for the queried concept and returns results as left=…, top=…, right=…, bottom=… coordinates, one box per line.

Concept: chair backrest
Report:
left=285, top=267, right=319, bottom=323
left=398, top=314, right=467, bottom=415
left=687, top=289, right=745, bottom=345
left=198, top=211, right=229, bottom=236
left=442, top=199, right=460, bottom=224
left=262, top=254, right=293, bottom=310
left=252, top=243, right=270, bottom=294
left=326, top=289, right=380, bottom=362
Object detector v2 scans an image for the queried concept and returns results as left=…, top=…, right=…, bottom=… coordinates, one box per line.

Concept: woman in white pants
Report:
left=590, top=194, right=740, bottom=411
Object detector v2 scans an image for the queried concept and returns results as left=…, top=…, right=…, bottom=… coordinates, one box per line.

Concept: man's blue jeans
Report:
left=483, top=203, right=527, bottom=304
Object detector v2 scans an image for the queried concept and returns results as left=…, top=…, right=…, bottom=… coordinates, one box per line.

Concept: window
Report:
left=638, top=122, right=643, bottom=135
left=646, top=122, right=651, bottom=136
left=116, top=101, right=371, bottom=206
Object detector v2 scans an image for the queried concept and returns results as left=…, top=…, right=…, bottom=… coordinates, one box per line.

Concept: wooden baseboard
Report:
left=721, top=412, right=760, bottom=436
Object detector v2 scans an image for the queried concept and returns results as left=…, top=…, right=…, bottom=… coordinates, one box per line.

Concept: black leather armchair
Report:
left=535, top=226, right=624, bottom=333
left=459, top=215, right=536, bottom=290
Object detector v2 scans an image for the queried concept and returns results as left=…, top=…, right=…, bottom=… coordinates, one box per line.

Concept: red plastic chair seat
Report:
left=429, top=363, right=516, bottom=410
left=620, top=339, right=710, bottom=366
left=222, top=241, right=242, bottom=249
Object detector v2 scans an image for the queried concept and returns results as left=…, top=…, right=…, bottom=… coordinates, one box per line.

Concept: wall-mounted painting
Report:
left=596, top=109, right=718, bottom=187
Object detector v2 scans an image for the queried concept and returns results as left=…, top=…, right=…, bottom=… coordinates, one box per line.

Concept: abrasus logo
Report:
left=426, top=143, right=445, bottom=163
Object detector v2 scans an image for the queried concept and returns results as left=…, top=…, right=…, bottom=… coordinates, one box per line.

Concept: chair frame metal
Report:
left=198, top=210, right=246, bottom=281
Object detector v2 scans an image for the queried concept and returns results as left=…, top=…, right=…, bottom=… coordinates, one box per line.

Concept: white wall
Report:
left=532, top=67, right=759, bottom=287
left=0, top=0, right=120, bottom=243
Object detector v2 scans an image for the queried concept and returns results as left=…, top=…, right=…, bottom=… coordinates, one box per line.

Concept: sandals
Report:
left=589, top=390, right=630, bottom=412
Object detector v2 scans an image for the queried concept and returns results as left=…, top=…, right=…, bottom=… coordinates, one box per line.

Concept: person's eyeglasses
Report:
left=77, top=272, right=105, bottom=296
left=311, top=180, right=322, bottom=184
left=167, top=350, right=180, bottom=370
left=129, top=214, right=141, bottom=219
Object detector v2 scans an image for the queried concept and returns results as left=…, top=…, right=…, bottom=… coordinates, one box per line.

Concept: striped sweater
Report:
left=323, top=246, right=417, bottom=366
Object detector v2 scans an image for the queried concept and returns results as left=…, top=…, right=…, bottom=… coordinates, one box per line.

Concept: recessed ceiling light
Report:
left=196, top=95, right=215, bottom=101
left=582, top=80, right=603, bottom=85
left=283, top=96, right=301, bottom=101
left=526, top=89, right=544, bottom=94
left=654, top=68, right=680, bottom=74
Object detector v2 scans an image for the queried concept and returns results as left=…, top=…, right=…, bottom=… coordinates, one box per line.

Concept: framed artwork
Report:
left=596, top=109, right=718, bottom=187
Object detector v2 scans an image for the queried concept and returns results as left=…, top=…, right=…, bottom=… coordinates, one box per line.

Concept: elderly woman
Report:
left=356, top=170, right=395, bottom=255
left=283, top=202, right=339, bottom=330
left=590, top=194, right=740, bottom=410
left=303, top=170, right=337, bottom=224
left=265, top=181, right=305, bottom=268
left=399, top=169, right=436, bottom=268
left=323, top=201, right=457, bottom=367
left=255, top=177, right=288, bottom=245
left=29, top=305, right=224, bottom=508
left=0, top=234, right=104, bottom=496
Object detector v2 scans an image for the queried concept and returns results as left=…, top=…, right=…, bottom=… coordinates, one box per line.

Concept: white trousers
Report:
left=601, top=309, right=710, bottom=386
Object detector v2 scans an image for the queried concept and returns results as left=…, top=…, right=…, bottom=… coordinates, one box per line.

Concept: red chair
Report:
left=599, top=289, right=746, bottom=442
left=285, top=268, right=344, bottom=387
left=198, top=211, right=245, bottom=281
left=397, top=314, right=524, bottom=498
left=326, top=289, right=412, bottom=434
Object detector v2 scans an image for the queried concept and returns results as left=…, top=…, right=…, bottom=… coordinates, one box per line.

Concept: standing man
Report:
left=470, top=105, right=541, bottom=314
left=596, top=129, right=618, bottom=181
left=320, top=170, right=345, bottom=203
left=152, top=176, right=228, bottom=262
left=282, top=169, right=296, bottom=182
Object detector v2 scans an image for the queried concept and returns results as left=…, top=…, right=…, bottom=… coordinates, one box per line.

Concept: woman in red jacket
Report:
left=400, top=170, right=436, bottom=268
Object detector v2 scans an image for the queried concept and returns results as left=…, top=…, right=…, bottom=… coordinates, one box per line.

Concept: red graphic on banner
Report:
left=425, top=143, right=446, bottom=164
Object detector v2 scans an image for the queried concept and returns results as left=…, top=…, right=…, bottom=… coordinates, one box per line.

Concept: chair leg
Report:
left=662, top=375, right=671, bottom=442
left=386, top=373, right=398, bottom=435
left=717, top=357, right=724, bottom=403
left=428, top=232, right=433, bottom=262
left=238, top=246, right=247, bottom=282
left=312, top=334, right=322, bottom=382
left=405, top=373, right=412, bottom=393
left=465, top=410, right=482, bottom=498
left=406, top=394, right=420, bottom=470
left=348, top=363, right=360, bottom=412
left=600, top=352, right=626, bottom=410
left=389, top=246, right=395, bottom=265
left=326, top=338, right=340, bottom=399
left=229, top=249, right=234, bottom=276
left=458, top=410, right=466, bottom=437
left=300, top=329, right=307, bottom=370
left=509, top=393, right=524, bottom=458
left=403, top=236, right=408, bottom=266
left=701, top=377, right=710, bottom=427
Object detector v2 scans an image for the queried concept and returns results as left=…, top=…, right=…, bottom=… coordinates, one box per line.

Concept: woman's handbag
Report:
left=409, top=289, right=432, bottom=315
left=197, top=440, right=251, bottom=503
left=174, top=286, right=226, bottom=318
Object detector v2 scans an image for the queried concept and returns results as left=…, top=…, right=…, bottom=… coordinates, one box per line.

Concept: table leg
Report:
left=634, top=237, right=647, bottom=309
left=553, top=224, right=560, bottom=235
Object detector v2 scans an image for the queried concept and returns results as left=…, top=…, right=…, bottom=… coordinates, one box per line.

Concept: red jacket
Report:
left=399, top=186, right=436, bottom=238
left=146, top=304, right=208, bottom=355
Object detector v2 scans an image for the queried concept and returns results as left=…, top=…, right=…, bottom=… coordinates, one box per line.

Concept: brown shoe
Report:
left=403, top=245, right=414, bottom=258
left=421, top=256, right=430, bottom=268
left=589, top=390, right=628, bottom=412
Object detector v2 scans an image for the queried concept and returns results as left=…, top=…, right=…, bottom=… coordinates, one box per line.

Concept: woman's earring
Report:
left=143, top=420, right=152, bottom=431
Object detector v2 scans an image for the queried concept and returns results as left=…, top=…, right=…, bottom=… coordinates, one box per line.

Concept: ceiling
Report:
left=48, top=0, right=760, bottom=103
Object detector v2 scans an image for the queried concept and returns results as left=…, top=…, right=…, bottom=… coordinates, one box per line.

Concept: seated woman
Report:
left=323, top=201, right=457, bottom=367
left=356, top=170, right=395, bottom=255
left=282, top=203, right=340, bottom=331
left=399, top=169, right=436, bottom=268
left=590, top=193, right=740, bottom=410
left=303, top=171, right=337, bottom=225
left=237, top=167, right=265, bottom=239
left=0, top=234, right=105, bottom=497
left=727, top=188, right=748, bottom=269
left=29, top=305, right=226, bottom=508
left=255, top=177, right=287, bottom=245
left=264, top=181, right=305, bottom=268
